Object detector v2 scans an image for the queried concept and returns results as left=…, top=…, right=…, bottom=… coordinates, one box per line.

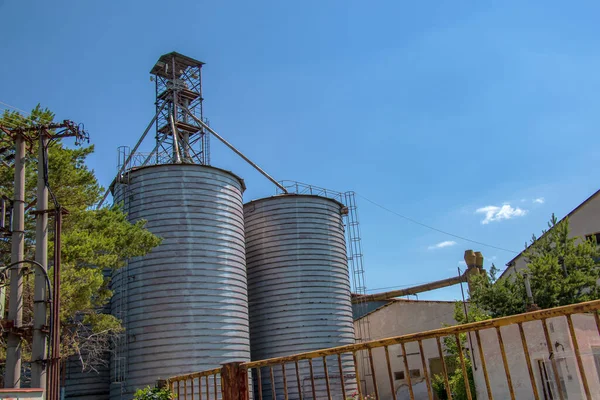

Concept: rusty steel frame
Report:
left=167, top=299, right=600, bottom=400
left=1, top=120, right=87, bottom=396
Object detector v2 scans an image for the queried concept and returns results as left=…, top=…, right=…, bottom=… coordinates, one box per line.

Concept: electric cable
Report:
left=0, top=260, right=54, bottom=377
left=0, top=101, right=30, bottom=116
left=355, top=193, right=519, bottom=254
left=42, top=134, right=60, bottom=208
left=1, top=101, right=71, bottom=394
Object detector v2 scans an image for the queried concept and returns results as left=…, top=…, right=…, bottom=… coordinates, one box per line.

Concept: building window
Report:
left=585, top=232, right=600, bottom=244
left=593, top=347, right=600, bottom=384
left=429, top=356, right=457, bottom=375
left=537, top=358, right=569, bottom=400
left=394, top=369, right=420, bottom=381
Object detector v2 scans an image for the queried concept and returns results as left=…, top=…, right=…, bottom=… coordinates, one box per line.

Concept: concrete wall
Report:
left=471, top=313, right=600, bottom=399
left=358, top=299, right=600, bottom=400
left=354, top=299, right=458, bottom=400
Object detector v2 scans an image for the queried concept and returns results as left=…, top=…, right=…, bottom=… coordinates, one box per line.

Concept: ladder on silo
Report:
left=112, top=158, right=131, bottom=398
left=202, top=118, right=211, bottom=165
left=343, top=192, right=372, bottom=381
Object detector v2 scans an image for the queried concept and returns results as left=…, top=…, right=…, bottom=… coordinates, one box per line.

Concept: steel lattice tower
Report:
left=151, top=52, right=210, bottom=165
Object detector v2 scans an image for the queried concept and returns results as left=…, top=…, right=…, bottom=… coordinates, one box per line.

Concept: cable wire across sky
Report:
left=2, top=99, right=519, bottom=255
left=0, top=101, right=33, bottom=130
left=356, top=192, right=519, bottom=254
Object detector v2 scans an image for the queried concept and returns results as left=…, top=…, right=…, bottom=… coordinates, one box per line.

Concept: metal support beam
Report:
left=169, top=113, right=182, bottom=164
left=48, top=209, right=63, bottom=400
left=353, top=274, right=467, bottom=303
left=31, top=133, right=49, bottom=389
left=0, top=196, right=8, bottom=319
left=182, top=107, right=288, bottom=194
left=5, top=133, right=25, bottom=388
left=97, top=103, right=166, bottom=208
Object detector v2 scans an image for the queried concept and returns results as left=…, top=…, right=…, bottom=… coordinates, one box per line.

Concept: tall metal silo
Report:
left=244, top=194, right=356, bottom=400
left=88, top=51, right=288, bottom=400
left=109, top=164, right=250, bottom=399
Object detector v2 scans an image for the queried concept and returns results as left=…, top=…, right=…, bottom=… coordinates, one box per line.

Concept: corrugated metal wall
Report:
left=63, top=267, right=112, bottom=400
left=110, top=164, right=250, bottom=400
left=64, top=357, right=110, bottom=400
left=244, top=194, right=356, bottom=400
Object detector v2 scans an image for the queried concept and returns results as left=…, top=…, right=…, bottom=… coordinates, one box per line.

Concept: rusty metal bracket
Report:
left=0, top=319, right=30, bottom=337
left=30, top=207, right=69, bottom=216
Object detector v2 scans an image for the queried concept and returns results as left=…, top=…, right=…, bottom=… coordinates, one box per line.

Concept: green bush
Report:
left=133, top=386, right=176, bottom=400
left=432, top=366, right=476, bottom=400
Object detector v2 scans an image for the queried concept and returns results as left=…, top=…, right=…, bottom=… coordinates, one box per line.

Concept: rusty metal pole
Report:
left=221, top=362, right=248, bottom=400
left=353, top=274, right=467, bottom=303
left=32, top=132, right=49, bottom=390
left=5, top=133, right=26, bottom=388
left=48, top=208, right=62, bottom=400
left=461, top=250, right=481, bottom=371
left=0, top=196, right=7, bottom=320
left=156, top=379, right=168, bottom=389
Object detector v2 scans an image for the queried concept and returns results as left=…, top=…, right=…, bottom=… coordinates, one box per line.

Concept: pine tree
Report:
left=0, top=106, right=161, bottom=372
left=469, top=214, right=600, bottom=317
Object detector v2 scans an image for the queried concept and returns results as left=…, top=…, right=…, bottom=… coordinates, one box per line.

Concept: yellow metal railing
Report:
left=167, top=299, right=600, bottom=400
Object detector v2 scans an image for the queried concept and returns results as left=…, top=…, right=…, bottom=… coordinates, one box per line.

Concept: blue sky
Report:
left=1, top=1, right=599, bottom=300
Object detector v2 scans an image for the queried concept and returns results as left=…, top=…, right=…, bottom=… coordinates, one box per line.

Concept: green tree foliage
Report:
left=133, top=385, right=176, bottom=400
left=432, top=214, right=600, bottom=399
left=469, top=214, right=600, bottom=317
left=431, top=303, right=481, bottom=400
left=0, top=106, right=161, bottom=370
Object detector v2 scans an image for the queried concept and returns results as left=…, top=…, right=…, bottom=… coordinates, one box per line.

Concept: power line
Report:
left=356, top=193, right=518, bottom=254
left=0, top=101, right=30, bottom=116
left=0, top=115, right=33, bottom=129
left=0, top=104, right=34, bottom=130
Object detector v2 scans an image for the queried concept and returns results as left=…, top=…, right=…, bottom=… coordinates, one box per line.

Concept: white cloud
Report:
left=533, top=197, right=545, bottom=204
left=428, top=240, right=457, bottom=250
left=476, top=204, right=528, bottom=224
left=458, top=260, right=467, bottom=266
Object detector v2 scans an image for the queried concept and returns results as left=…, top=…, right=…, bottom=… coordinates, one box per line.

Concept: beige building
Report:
left=354, top=190, right=600, bottom=399
left=354, top=299, right=459, bottom=400
left=490, top=188, right=600, bottom=399
left=355, top=299, right=600, bottom=400
left=472, top=314, right=600, bottom=400
left=502, top=189, right=600, bottom=279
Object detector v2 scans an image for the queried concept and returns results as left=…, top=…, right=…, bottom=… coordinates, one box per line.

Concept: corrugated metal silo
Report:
left=64, top=270, right=112, bottom=400
left=64, top=356, right=110, bottom=400
left=109, top=164, right=250, bottom=400
left=244, top=194, right=356, bottom=400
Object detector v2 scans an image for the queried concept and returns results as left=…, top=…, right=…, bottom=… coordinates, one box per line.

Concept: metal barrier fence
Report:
left=167, top=299, right=600, bottom=400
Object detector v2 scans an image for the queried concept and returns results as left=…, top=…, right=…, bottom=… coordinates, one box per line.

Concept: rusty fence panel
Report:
left=167, top=299, right=600, bottom=400
left=168, top=367, right=222, bottom=400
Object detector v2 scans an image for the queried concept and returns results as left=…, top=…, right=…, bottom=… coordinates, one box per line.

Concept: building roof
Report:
left=500, top=188, right=600, bottom=279
left=150, top=51, right=204, bottom=77
left=354, top=298, right=459, bottom=321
